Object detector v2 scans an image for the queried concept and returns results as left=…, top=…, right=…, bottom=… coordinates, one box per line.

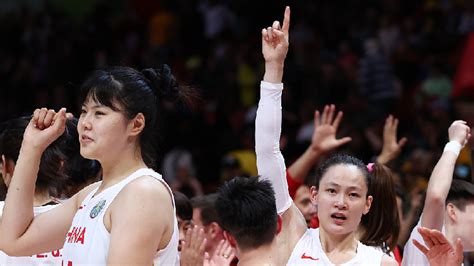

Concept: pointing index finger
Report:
left=282, top=6, right=290, bottom=36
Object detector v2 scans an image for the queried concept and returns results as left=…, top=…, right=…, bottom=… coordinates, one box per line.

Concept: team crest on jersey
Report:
left=90, top=199, right=106, bottom=219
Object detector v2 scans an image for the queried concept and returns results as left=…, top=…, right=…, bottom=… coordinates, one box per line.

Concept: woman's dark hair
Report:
left=360, top=163, right=400, bottom=253
left=78, top=65, right=197, bottom=168
left=0, top=117, right=69, bottom=197
left=174, top=191, right=193, bottom=221
left=316, top=154, right=399, bottom=253
left=61, top=118, right=102, bottom=197
left=317, top=154, right=371, bottom=190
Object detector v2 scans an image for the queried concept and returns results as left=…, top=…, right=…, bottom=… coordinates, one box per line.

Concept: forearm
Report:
left=422, top=150, right=458, bottom=229
left=0, top=146, right=40, bottom=248
left=376, top=153, right=392, bottom=165
left=288, top=147, right=320, bottom=183
left=255, top=81, right=291, bottom=214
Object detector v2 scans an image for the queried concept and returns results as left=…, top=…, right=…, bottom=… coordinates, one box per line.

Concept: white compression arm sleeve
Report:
left=255, top=81, right=292, bottom=214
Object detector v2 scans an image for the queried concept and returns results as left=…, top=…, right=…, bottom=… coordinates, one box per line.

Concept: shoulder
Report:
left=122, top=175, right=172, bottom=200
left=381, top=255, right=398, bottom=266
left=109, top=175, right=174, bottom=231
left=112, top=175, right=173, bottom=216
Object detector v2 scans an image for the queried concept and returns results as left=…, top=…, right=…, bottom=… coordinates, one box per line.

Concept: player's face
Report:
left=294, top=185, right=317, bottom=227
left=78, top=98, right=131, bottom=162
left=312, top=164, right=372, bottom=237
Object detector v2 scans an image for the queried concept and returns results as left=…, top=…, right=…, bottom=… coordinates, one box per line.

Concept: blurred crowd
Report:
left=0, top=0, right=474, bottom=238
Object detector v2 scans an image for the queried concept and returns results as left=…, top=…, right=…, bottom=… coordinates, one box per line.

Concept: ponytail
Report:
left=360, top=163, right=400, bottom=253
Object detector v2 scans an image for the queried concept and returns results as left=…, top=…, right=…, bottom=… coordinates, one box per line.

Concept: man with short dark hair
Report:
left=190, top=193, right=227, bottom=259
left=216, top=177, right=281, bottom=264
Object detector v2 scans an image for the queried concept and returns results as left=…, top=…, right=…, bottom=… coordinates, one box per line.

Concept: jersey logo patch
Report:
left=90, top=199, right=106, bottom=219
left=301, top=252, right=319, bottom=261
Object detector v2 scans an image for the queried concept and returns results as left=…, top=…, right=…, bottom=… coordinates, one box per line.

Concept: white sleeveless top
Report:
left=0, top=202, right=62, bottom=265
left=61, top=168, right=179, bottom=265
left=287, top=228, right=385, bottom=265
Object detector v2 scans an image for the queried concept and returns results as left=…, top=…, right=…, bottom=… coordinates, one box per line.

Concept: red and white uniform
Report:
left=61, top=168, right=178, bottom=265
left=287, top=228, right=384, bottom=265
left=0, top=202, right=62, bottom=265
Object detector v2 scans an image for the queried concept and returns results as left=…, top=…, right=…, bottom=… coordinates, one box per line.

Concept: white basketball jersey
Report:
left=61, top=168, right=179, bottom=265
left=287, top=228, right=385, bottom=265
left=0, top=202, right=62, bottom=265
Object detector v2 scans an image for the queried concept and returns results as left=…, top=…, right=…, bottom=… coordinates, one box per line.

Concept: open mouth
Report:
left=331, top=213, right=347, bottom=223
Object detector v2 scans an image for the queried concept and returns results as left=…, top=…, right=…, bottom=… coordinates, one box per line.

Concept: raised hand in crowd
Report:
left=377, top=115, right=407, bottom=165
left=203, top=239, right=235, bottom=266
left=288, top=104, right=351, bottom=182
left=180, top=226, right=207, bottom=266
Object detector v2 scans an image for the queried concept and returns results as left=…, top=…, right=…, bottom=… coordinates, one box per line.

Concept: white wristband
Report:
left=443, top=141, right=462, bottom=157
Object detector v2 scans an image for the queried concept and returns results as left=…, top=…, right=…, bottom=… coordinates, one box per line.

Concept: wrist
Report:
left=309, top=145, right=324, bottom=158
left=376, top=152, right=392, bottom=165
left=263, top=62, right=284, bottom=83
left=19, top=140, right=46, bottom=156
left=444, top=141, right=462, bottom=157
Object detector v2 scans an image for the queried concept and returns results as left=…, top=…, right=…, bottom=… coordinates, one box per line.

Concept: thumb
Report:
left=51, top=108, right=67, bottom=132
left=66, top=112, right=75, bottom=120
left=398, top=137, right=408, bottom=148
left=337, top=137, right=352, bottom=146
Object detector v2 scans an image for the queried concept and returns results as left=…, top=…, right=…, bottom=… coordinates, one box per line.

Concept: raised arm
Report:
left=0, top=108, right=81, bottom=255
left=256, top=6, right=291, bottom=214
left=288, top=104, right=351, bottom=182
left=255, top=8, right=307, bottom=260
left=421, top=120, right=471, bottom=230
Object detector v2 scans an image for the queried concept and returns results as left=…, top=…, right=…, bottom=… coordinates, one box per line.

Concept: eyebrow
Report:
left=82, top=104, right=105, bottom=109
left=326, top=182, right=362, bottom=190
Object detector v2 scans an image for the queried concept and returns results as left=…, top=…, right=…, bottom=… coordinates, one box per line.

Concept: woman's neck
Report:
left=98, top=150, right=147, bottom=191
left=319, top=226, right=358, bottom=259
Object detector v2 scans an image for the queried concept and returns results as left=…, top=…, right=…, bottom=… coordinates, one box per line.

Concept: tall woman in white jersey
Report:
left=255, top=7, right=398, bottom=265
left=0, top=65, right=196, bottom=265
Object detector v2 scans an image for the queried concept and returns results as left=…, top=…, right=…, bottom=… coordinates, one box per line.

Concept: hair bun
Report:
left=141, top=64, right=177, bottom=98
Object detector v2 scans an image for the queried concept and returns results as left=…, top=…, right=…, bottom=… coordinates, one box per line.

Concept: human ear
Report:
left=446, top=203, right=458, bottom=223
left=310, top=186, right=319, bottom=205
left=276, top=215, right=282, bottom=234
left=363, top=195, right=373, bottom=215
left=209, top=222, right=223, bottom=239
left=129, top=113, right=145, bottom=136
